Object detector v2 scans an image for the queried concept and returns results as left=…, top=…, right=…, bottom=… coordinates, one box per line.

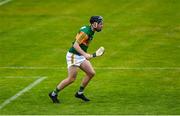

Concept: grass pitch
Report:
left=0, top=0, right=180, bottom=114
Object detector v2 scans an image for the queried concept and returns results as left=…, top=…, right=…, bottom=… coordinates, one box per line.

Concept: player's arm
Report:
left=73, top=32, right=92, bottom=60
left=73, top=42, right=91, bottom=59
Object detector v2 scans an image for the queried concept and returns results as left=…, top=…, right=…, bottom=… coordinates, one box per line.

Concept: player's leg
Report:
left=80, top=60, right=95, bottom=88
left=57, top=66, right=78, bottom=90
left=49, top=66, right=78, bottom=103
left=75, top=60, right=95, bottom=101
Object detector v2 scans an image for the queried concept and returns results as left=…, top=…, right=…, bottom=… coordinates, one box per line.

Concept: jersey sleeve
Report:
left=75, top=31, right=88, bottom=44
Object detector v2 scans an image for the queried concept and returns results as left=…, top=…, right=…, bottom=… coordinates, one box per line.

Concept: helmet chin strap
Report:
left=95, top=28, right=102, bottom=32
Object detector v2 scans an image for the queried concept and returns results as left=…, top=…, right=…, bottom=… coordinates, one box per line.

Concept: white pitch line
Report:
left=0, top=66, right=66, bottom=70
left=0, top=66, right=180, bottom=70
left=0, top=76, right=43, bottom=78
left=94, top=67, right=180, bottom=70
left=0, top=76, right=47, bottom=110
left=0, top=0, right=12, bottom=6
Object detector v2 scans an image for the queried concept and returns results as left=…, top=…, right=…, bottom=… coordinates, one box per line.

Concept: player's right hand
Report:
left=84, top=53, right=92, bottom=60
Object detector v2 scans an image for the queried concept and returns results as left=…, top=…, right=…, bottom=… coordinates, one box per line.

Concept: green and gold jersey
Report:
left=69, top=25, right=95, bottom=55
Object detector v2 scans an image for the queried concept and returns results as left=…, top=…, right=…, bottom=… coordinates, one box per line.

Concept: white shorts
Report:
left=66, top=52, right=86, bottom=68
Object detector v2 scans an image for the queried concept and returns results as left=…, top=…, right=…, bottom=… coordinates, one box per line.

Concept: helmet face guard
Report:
left=95, top=26, right=102, bottom=32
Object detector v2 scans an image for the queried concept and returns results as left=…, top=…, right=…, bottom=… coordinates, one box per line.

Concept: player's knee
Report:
left=88, top=71, right=96, bottom=78
left=68, top=77, right=76, bottom=83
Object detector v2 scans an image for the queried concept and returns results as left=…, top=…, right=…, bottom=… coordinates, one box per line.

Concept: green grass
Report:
left=0, top=0, right=180, bottom=114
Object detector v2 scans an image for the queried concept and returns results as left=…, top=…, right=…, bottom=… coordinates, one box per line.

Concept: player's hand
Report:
left=84, top=53, right=92, bottom=60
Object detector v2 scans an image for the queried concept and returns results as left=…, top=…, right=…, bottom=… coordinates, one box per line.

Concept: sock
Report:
left=78, top=86, right=84, bottom=95
left=51, top=88, right=60, bottom=96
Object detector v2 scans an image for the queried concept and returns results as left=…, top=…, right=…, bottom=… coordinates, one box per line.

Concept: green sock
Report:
left=52, top=88, right=60, bottom=96
left=54, top=88, right=60, bottom=94
left=78, top=86, right=84, bottom=93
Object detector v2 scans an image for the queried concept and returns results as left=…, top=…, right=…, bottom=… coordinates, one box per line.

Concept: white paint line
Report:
left=0, top=66, right=66, bottom=70
left=0, top=0, right=12, bottom=6
left=0, top=76, right=42, bottom=78
left=0, top=76, right=47, bottom=110
left=0, top=66, right=180, bottom=70
left=94, top=67, right=180, bottom=70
